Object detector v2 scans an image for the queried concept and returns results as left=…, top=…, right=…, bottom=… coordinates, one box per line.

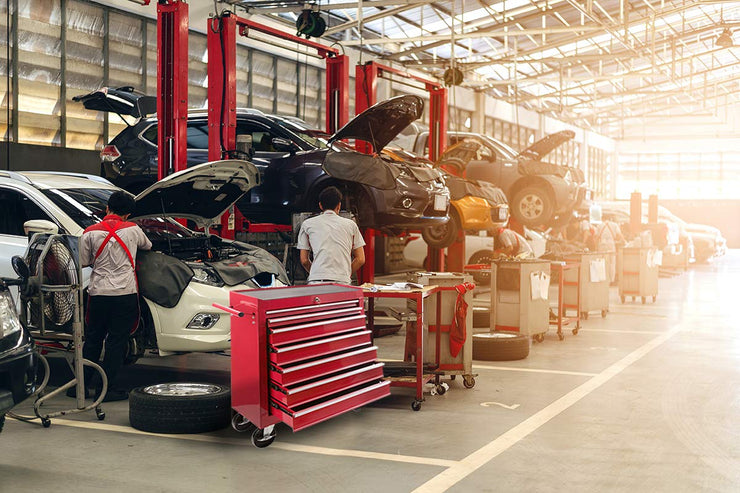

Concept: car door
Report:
left=0, top=187, right=61, bottom=294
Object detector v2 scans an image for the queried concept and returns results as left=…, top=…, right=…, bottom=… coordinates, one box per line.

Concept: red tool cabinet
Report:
left=226, top=284, right=390, bottom=447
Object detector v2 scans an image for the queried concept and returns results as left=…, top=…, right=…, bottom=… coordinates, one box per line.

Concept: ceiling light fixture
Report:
left=716, top=28, right=734, bottom=48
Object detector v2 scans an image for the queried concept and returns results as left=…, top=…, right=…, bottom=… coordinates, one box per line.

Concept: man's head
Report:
left=107, top=191, right=136, bottom=218
left=318, top=186, right=342, bottom=212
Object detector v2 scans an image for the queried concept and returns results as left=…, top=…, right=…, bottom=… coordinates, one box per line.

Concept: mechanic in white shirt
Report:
left=297, top=186, right=366, bottom=285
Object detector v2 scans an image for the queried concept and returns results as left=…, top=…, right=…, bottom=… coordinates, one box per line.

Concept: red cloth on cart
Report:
left=450, top=282, right=475, bottom=357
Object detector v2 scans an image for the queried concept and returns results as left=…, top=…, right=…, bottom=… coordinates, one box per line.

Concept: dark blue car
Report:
left=76, top=88, right=450, bottom=233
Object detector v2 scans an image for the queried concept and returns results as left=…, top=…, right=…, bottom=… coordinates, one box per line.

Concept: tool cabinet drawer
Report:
left=265, top=299, right=360, bottom=319
left=266, top=305, right=363, bottom=329
left=271, top=380, right=390, bottom=431
left=270, top=362, right=385, bottom=408
left=270, top=346, right=379, bottom=387
left=269, top=314, right=366, bottom=346
left=269, top=330, right=372, bottom=366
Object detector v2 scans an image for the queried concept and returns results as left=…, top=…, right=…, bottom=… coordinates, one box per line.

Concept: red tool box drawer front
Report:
left=270, top=346, right=379, bottom=387
left=269, top=314, right=366, bottom=347
left=269, top=330, right=372, bottom=366
left=266, top=299, right=360, bottom=319
left=267, top=306, right=364, bottom=329
left=270, top=363, right=385, bottom=408
left=271, top=380, right=391, bottom=432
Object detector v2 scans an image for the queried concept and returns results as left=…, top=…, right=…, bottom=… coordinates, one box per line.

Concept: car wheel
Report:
left=472, top=331, right=530, bottom=361
left=422, top=209, right=460, bottom=249
left=346, top=187, right=375, bottom=228
left=129, top=383, right=231, bottom=434
left=511, top=186, right=554, bottom=227
left=0, top=414, right=5, bottom=433
left=467, top=250, right=501, bottom=286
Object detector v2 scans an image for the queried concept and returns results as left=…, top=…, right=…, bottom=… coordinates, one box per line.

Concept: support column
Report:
left=326, top=55, right=349, bottom=134
left=156, top=0, right=188, bottom=180
left=428, top=85, right=447, bottom=161
left=354, top=62, right=378, bottom=154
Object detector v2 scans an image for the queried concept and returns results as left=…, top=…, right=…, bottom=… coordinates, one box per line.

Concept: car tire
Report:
left=511, top=186, right=554, bottom=227
left=0, top=414, right=5, bottom=433
left=422, top=209, right=460, bottom=249
left=467, top=250, right=501, bottom=286
left=472, top=331, right=530, bottom=361
left=129, top=383, right=231, bottom=434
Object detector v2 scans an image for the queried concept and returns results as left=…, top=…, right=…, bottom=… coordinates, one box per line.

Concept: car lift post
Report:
left=156, top=0, right=188, bottom=181
left=206, top=12, right=349, bottom=239
left=354, top=61, right=451, bottom=279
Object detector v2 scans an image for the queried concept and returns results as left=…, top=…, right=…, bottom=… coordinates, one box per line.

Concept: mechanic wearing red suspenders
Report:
left=74, top=191, right=151, bottom=402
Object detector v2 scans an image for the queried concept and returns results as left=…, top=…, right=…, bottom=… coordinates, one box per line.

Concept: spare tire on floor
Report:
left=473, top=331, right=530, bottom=361
left=129, top=383, right=231, bottom=434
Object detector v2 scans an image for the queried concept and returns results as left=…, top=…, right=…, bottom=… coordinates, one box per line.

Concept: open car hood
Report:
left=329, top=95, right=424, bottom=152
left=518, top=130, right=575, bottom=161
left=133, top=160, right=259, bottom=228
left=72, top=86, right=156, bottom=119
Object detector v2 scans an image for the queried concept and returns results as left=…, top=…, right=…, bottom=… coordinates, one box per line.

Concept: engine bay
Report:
left=148, top=234, right=244, bottom=263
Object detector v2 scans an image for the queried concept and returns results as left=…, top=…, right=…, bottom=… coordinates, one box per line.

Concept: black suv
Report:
left=0, top=277, right=38, bottom=432
left=76, top=88, right=450, bottom=232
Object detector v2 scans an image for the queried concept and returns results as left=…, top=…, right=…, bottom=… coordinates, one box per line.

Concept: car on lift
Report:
left=75, top=88, right=450, bottom=234
left=0, top=275, right=38, bottom=433
left=399, top=129, right=589, bottom=228
left=0, top=162, right=289, bottom=363
left=382, top=147, right=509, bottom=248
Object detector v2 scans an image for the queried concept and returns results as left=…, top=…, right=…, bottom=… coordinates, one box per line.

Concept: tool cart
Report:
left=549, top=261, right=580, bottom=339
left=220, top=284, right=390, bottom=448
left=618, top=247, right=660, bottom=304
left=563, top=252, right=610, bottom=320
left=490, top=259, right=551, bottom=342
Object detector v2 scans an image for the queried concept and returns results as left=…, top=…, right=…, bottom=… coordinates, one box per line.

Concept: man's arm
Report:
left=137, top=226, right=152, bottom=251
left=299, top=249, right=312, bottom=273
left=79, top=233, right=93, bottom=268
left=351, top=247, right=365, bottom=273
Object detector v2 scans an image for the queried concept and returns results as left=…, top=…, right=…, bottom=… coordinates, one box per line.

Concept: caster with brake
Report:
left=601, top=309, right=607, bottom=318
left=231, top=413, right=252, bottom=433
left=251, top=426, right=276, bottom=448
left=95, top=407, right=105, bottom=421
left=41, top=418, right=51, bottom=428
left=572, top=327, right=580, bottom=335
left=411, top=400, right=422, bottom=411
left=435, top=384, right=447, bottom=395
left=463, top=375, right=476, bottom=389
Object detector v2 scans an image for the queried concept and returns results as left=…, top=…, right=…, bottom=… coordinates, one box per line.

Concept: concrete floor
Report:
left=2, top=252, right=739, bottom=492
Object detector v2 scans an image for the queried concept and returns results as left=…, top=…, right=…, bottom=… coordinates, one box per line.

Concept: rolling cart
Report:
left=219, top=284, right=390, bottom=448
left=563, top=252, right=609, bottom=320
left=491, top=259, right=551, bottom=343
left=618, top=247, right=659, bottom=304
left=549, top=261, right=580, bottom=339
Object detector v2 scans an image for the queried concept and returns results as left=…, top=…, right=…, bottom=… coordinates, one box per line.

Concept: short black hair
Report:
left=108, top=191, right=136, bottom=216
left=319, top=186, right=342, bottom=210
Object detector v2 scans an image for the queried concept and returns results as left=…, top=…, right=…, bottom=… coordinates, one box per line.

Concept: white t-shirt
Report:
left=296, top=210, right=366, bottom=284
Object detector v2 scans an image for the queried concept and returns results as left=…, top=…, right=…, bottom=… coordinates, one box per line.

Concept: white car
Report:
left=0, top=161, right=288, bottom=361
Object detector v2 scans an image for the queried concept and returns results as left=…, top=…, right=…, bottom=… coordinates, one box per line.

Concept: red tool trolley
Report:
left=217, top=284, right=390, bottom=448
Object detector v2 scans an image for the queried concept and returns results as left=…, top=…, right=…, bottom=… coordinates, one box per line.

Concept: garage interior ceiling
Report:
left=224, top=0, right=740, bottom=139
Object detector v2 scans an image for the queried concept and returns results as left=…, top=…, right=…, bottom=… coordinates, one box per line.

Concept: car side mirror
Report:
left=24, top=219, right=59, bottom=236
left=11, top=255, right=30, bottom=280
left=272, top=137, right=297, bottom=154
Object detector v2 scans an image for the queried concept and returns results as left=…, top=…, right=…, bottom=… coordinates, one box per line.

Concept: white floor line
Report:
left=48, top=418, right=458, bottom=468
left=472, top=365, right=598, bottom=377
left=577, top=328, right=665, bottom=335
left=412, top=324, right=683, bottom=493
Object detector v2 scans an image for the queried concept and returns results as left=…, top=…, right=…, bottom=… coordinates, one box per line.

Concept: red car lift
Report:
left=206, top=13, right=350, bottom=239
left=155, top=0, right=188, bottom=181
left=354, top=61, right=455, bottom=279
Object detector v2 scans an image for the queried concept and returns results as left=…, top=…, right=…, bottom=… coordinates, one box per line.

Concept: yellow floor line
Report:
left=48, top=417, right=458, bottom=468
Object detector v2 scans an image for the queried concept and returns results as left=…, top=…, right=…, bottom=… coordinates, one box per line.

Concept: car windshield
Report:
left=271, top=117, right=330, bottom=149
left=41, top=188, right=198, bottom=238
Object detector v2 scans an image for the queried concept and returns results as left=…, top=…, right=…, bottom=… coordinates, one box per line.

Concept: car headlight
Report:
left=187, top=263, right=224, bottom=287
left=0, top=290, right=22, bottom=337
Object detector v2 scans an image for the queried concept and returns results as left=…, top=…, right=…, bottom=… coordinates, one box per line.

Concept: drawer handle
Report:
left=314, top=297, right=321, bottom=304
left=212, top=303, right=244, bottom=317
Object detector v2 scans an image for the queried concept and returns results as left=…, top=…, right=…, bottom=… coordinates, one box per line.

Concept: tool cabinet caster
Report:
left=449, top=375, right=456, bottom=381
left=435, top=384, right=447, bottom=395
left=411, top=400, right=422, bottom=411
left=533, top=333, right=545, bottom=343
left=463, top=375, right=476, bottom=389
left=251, top=426, right=276, bottom=448
left=231, top=413, right=252, bottom=433
left=601, top=310, right=607, bottom=318
left=557, top=331, right=565, bottom=341
left=572, top=327, right=579, bottom=335
left=41, top=418, right=51, bottom=428
left=95, top=407, right=105, bottom=421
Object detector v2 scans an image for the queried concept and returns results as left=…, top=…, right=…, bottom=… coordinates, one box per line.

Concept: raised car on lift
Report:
left=76, top=88, right=450, bottom=234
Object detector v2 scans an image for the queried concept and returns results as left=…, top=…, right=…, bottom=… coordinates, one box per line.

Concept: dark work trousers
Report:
left=82, top=294, right=138, bottom=389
